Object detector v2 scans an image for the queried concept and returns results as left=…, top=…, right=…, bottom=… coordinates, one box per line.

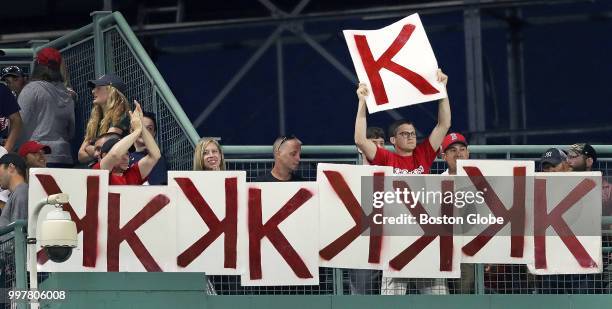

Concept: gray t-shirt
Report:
left=18, top=81, right=75, bottom=165
left=0, top=182, right=28, bottom=227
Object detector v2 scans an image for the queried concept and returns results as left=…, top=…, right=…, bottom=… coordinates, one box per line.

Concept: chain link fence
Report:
left=0, top=232, right=16, bottom=308
left=217, top=152, right=612, bottom=295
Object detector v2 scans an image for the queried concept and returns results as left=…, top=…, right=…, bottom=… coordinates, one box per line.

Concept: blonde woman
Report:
left=193, top=137, right=225, bottom=171
left=78, top=73, right=130, bottom=164
left=192, top=137, right=225, bottom=295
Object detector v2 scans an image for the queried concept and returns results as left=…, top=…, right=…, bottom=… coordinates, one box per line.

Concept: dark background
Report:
left=1, top=0, right=611, bottom=145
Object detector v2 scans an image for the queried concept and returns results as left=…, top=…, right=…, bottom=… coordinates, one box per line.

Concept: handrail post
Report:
left=91, top=11, right=112, bottom=78
left=11, top=221, right=28, bottom=309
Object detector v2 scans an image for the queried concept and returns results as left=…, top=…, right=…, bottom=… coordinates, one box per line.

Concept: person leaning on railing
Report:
left=354, top=69, right=451, bottom=295
left=78, top=73, right=131, bottom=165
left=565, top=143, right=611, bottom=293
left=191, top=137, right=227, bottom=295
left=193, top=137, right=226, bottom=171
left=254, top=135, right=303, bottom=182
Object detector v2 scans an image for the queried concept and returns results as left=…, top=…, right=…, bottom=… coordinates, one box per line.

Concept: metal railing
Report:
left=0, top=220, right=28, bottom=309
left=0, top=11, right=200, bottom=171
left=217, top=144, right=612, bottom=295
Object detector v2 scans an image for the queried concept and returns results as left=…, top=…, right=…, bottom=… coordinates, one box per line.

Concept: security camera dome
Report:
left=39, top=208, right=77, bottom=263
left=44, top=246, right=73, bottom=263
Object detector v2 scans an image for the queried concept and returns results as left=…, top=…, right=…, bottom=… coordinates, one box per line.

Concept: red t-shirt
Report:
left=92, top=162, right=146, bottom=185
left=368, top=139, right=437, bottom=175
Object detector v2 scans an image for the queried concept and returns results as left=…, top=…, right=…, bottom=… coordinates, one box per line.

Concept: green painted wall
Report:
left=38, top=273, right=612, bottom=309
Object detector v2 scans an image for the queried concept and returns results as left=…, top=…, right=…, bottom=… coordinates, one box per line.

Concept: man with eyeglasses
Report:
left=354, top=69, right=451, bottom=295
left=255, top=135, right=304, bottom=182
left=354, top=69, right=450, bottom=175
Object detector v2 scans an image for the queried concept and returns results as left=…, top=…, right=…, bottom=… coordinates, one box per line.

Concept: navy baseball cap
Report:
left=0, top=153, right=27, bottom=174
left=1, top=66, right=25, bottom=80
left=540, top=148, right=568, bottom=166
left=88, top=73, right=127, bottom=94
left=100, top=137, right=121, bottom=155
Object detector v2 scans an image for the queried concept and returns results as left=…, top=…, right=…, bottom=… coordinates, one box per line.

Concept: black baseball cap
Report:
left=0, top=153, right=27, bottom=174
left=567, top=143, right=597, bottom=164
left=1, top=66, right=24, bottom=80
left=0, top=50, right=5, bottom=56
left=100, top=137, right=120, bottom=155
left=87, top=73, right=127, bottom=94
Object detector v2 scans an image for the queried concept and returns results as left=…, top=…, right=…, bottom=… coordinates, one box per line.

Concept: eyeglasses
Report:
left=276, top=134, right=297, bottom=152
left=397, top=131, right=417, bottom=138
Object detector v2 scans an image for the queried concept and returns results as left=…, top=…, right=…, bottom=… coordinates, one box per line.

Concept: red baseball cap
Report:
left=36, top=47, right=62, bottom=66
left=440, top=132, right=468, bottom=153
left=18, top=141, right=51, bottom=157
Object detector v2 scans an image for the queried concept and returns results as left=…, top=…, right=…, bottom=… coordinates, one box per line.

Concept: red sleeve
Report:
left=125, top=163, right=147, bottom=185
left=369, top=147, right=390, bottom=166
left=414, top=139, right=438, bottom=171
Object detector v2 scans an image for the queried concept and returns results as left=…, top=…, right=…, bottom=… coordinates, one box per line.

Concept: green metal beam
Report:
left=222, top=145, right=612, bottom=156
left=111, top=11, right=200, bottom=147
left=0, top=48, right=33, bottom=58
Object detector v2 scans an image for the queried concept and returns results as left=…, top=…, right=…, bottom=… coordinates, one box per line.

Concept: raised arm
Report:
left=428, top=69, right=451, bottom=151
left=100, top=109, right=142, bottom=171
left=133, top=101, right=161, bottom=179
left=78, top=139, right=95, bottom=163
left=354, top=83, right=377, bottom=161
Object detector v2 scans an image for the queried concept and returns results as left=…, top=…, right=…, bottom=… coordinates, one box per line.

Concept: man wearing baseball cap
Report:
left=539, top=148, right=571, bottom=172
left=0, top=82, right=22, bottom=152
left=18, top=47, right=74, bottom=168
left=1, top=66, right=28, bottom=96
left=566, top=143, right=597, bottom=172
left=557, top=143, right=610, bottom=294
left=18, top=140, right=51, bottom=168
left=440, top=132, right=469, bottom=175
left=0, top=153, right=28, bottom=227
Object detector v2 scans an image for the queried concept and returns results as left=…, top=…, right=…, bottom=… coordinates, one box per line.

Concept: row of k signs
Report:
left=28, top=160, right=603, bottom=286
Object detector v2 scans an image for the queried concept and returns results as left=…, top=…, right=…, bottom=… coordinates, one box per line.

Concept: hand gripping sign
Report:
left=343, top=13, right=447, bottom=113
